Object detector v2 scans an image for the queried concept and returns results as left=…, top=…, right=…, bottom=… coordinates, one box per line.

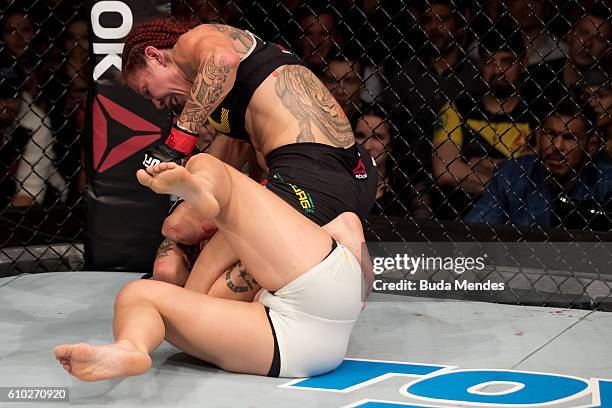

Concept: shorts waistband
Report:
left=266, top=142, right=357, bottom=162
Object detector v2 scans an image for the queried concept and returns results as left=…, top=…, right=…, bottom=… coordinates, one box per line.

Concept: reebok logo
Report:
left=352, top=159, right=368, bottom=179
left=92, top=93, right=161, bottom=173
left=276, top=44, right=295, bottom=55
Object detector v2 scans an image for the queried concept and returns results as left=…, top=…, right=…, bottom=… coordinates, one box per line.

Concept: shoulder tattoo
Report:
left=209, top=24, right=253, bottom=56
left=274, top=65, right=354, bottom=146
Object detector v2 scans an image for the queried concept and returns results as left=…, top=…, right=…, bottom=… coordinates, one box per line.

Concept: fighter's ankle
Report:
left=115, top=339, right=148, bottom=354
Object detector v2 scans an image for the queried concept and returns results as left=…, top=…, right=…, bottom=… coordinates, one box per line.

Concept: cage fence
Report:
left=1, top=0, right=611, bottom=309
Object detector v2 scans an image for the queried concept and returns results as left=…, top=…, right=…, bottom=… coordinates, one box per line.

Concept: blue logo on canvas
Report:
left=281, top=359, right=611, bottom=407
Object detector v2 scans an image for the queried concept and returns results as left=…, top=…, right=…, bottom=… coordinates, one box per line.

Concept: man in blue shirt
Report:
left=465, top=98, right=612, bottom=231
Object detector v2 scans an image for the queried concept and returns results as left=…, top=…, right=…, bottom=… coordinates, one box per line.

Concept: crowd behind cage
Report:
left=0, top=0, right=611, bottom=236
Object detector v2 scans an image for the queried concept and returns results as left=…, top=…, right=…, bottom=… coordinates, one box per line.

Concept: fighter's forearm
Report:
left=178, top=51, right=239, bottom=134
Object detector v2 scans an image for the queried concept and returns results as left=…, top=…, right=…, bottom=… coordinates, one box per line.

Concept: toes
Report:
left=54, top=344, right=71, bottom=359
left=160, top=162, right=177, bottom=171
left=145, top=165, right=158, bottom=175
left=136, top=169, right=153, bottom=187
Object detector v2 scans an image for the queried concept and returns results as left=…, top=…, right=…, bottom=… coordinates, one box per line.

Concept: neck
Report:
left=482, top=94, right=520, bottom=115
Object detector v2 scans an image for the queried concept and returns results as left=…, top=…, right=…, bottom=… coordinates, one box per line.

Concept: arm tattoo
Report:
left=209, top=24, right=253, bottom=56
left=156, top=238, right=175, bottom=258
left=225, top=261, right=258, bottom=293
left=179, top=55, right=231, bottom=132
left=274, top=65, right=354, bottom=146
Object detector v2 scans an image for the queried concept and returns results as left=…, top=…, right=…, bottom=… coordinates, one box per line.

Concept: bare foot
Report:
left=53, top=340, right=151, bottom=382
left=136, top=162, right=220, bottom=218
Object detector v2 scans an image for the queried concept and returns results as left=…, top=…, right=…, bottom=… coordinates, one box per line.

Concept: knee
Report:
left=115, top=280, right=154, bottom=308
left=185, top=153, right=222, bottom=174
left=337, top=212, right=362, bottom=232
left=326, top=212, right=362, bottom=237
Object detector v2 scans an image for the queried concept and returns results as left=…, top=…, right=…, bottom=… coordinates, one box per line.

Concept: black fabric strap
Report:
left=265, top=306, right=281, bottom=377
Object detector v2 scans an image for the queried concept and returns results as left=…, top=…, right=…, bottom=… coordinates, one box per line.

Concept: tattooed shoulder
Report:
left=274, top=65, right=354, bottom=147
left=209, top=24, right=253, bottom=57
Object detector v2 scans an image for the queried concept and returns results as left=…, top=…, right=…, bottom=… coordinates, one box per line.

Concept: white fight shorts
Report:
left=258, top=240, right=363, bottom=378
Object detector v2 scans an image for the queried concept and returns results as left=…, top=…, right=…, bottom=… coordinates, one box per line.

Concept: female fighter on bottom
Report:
left=54, top=153, right=371, bottom=380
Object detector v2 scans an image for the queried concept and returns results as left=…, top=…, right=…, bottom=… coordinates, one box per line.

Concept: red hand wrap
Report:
left=165, top=124, right=198, bottom=155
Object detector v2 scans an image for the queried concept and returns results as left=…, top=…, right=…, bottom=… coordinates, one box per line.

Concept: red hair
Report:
left=121, top=18, right=197, bottom=76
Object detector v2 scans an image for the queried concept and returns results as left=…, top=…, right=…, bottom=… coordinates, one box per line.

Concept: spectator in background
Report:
left=470, top=0, right=568, bottom=66
left=580, top=69, right=612, bottom=158
left=319, top=52, right=364, bottom=123
left=465, top=98, right=612, bottom=231
left=384, top=0, right=481, bottom=186
left=0, top=65, right=30, bottom=208
left=355, top=104, right=432, bottom=219
left=1, top=5, right=35, bottom=64
left=55, top=16, right=91, bottom=203
left=528, top=4, right=611, bottom=117
left=294, top=7, right=342, bottom=72
left=431, top=20, right=536, bottom=220
left=173, top=0, right=224, bottom=24
left=336, top=0, right=414, bottom=104
left=0, top=60, right=67, bottom=207
left=504, top=0, right=568, bottom=66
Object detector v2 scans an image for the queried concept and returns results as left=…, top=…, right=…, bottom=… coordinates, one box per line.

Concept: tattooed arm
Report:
left=176, top=49, right=240, bottom=134
left=152, top=238, right=190, bottom=286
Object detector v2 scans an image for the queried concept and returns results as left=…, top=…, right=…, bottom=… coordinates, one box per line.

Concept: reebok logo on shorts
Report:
left=352, top=159, right=368, bottom=179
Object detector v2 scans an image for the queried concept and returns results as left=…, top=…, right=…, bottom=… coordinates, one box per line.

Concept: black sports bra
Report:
left=206, top=32, right=302, bottom=142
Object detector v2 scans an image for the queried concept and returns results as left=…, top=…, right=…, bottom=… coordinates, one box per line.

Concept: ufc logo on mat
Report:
left=143, top=154, right=161, bottom=168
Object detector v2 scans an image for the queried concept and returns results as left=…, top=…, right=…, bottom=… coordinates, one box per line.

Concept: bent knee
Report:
left=115, top=280, right=156, bottom=307
left=185, top=153, right=222, bottom=174
left=336, top=212, right=362, bottom=232
left=324, top=212, right=363, bottom=238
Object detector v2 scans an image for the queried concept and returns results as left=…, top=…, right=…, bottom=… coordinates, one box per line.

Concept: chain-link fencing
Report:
left=1, top=0, right=611, bottom=308
left=0, top=1, right=87, bottom=275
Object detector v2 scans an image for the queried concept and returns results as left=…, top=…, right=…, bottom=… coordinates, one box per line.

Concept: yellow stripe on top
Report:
left=465, top=119, right=531, bottom=158
left=432, top=102, right=531, bottom=158
left=433, top=102, right=463, bottom=146
left=208, top=107, right=231, bottom=134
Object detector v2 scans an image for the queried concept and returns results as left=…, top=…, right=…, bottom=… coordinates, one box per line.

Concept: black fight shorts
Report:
left=264, top=143, right=378, bottom=226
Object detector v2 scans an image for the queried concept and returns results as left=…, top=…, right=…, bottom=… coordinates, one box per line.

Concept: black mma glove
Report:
left=142, top=123, right=198, bottom=168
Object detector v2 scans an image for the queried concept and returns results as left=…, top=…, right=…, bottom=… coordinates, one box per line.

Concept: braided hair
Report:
left=121, top=18, right=197, bottom=76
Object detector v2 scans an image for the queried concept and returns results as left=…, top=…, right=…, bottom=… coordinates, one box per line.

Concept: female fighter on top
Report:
left=116, top=19, right=377, bottom=295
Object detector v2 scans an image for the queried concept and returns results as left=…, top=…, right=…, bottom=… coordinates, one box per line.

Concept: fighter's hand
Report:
left=142, top=144, right=184, bottom=168
left=143, top=123, right=199, bottom=168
